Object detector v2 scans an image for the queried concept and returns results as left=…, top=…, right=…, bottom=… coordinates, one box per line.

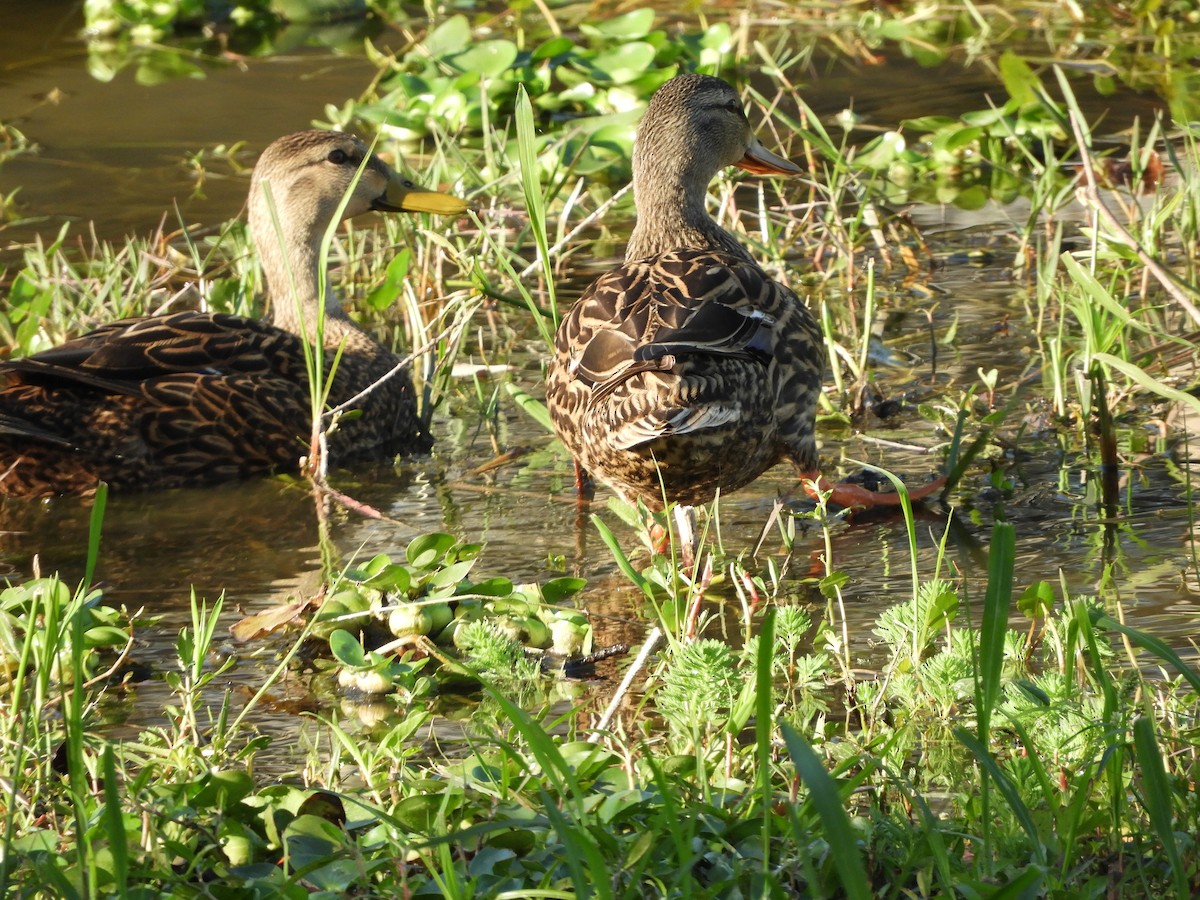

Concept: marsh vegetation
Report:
left=2, top=1, right=1200, bottom=896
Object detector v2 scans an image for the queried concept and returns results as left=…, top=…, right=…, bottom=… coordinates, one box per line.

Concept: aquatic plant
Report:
left=230, top=531, right=593, bottom=706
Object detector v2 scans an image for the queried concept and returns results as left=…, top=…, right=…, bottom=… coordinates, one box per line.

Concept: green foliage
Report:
left=300, top=533, right=592, bottom=701
left=4, top=513, right=1200, bottom=895
left=324, top=11, right=733, bottom=159
left=83, top=0, right=282, bottom=42
left=0, top=577, right=132, bottom=688
left=656, top=638, right=742, bottom=743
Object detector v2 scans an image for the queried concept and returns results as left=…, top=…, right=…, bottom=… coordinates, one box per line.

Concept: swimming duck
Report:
left=0, top=129, right=466, bottom=499
left=546, top=73, right=942, bottom=511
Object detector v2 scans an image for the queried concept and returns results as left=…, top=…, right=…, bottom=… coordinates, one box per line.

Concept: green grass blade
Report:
left=1132, top=716, right=1189, bottom=898
left=1072, top=600, right=1119, bottom=718
left=1094, top=353, right=1200, bottom=420
left=504, top=382, right=553, bottom=432
left=955, top=728, right=1048, bottom=867
left=1090, top=610, right=1200, bottom=694
left=515, top=84, right=558, bottom=341
left=843, top=460, right=920, bottom=600
left=755, top=611, right=775, bottom=876
left=780, top=723, right=873, bottom=900
left=985, top=865, right=1045, bottom=899
left=84, top=481, right=107, bottom=591
left=481, top=685, right=612, bottom=900
left=977, top=521, right=1015, bottom=740
left=102, top=744, right=129, bottom=898
left=591, top=514, right=654, bottom=599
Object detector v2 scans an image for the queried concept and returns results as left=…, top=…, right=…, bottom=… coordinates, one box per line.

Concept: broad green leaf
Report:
left=585, top=42, right=658, bottom=84
left=579, top=8, right=655, bottom=40
left=329, top=629, right=368, bottom=667
left=505, top=382, right=553, bottom=432
left=421, top=15, right=471, bottom=57
left=447, top=40, right=519, bottom=78
left=540, top=576, right=587, bottom=603
left=532, top=36, right=574, bottom=60
left=364, top=248, right=410, bottom=311
left=781, top=725, right=873, bottom=900
left=427, top=559, right=478, bottom=588
left=999, top=50, right=1040, bottom=107
left=1017, top=581, right=1055, bottom=617
left=82, top=625, right=130, bottom=648
left=406, top=532, right=457, bottom=568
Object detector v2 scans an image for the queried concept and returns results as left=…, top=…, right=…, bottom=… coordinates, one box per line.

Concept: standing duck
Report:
left=0, top=130, right=466, bottom=499
left=546, top=74, right=942, bottom=511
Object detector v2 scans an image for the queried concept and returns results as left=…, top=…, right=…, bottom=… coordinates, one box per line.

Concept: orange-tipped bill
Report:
left=736, top=135, right=801, bottom=176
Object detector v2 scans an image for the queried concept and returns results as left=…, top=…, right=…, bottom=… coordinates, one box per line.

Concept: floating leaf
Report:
left=936, top=125, right=983, bottom=153
left=421, top=15, right=471, bottom=57
left=296, top=790, right=347, bottom=827
left=853, top=131, right=906, bottom=170
left=230, top=598, right=312, bottom=642
left=427, top=559, right=478, bottom=589
left=532, top=36, right=574, bottom=60
left=407, top=533, right=457, bottom=568
left=472, top=577, right=515, bottom=597
left=541, top=577, right=587, bottom=604
left=579, top=8, right=656, bottom=40
left=583, top=42, right=658, bottom=85
left=394, top=793, right=449, bottom=832
left=365, top=564, right=412, bottom=593
left=446, top=40, right=519, bottom=78
left=190, top=770, right=255, bottom=812
left=329, top=629, right=369, bottom=668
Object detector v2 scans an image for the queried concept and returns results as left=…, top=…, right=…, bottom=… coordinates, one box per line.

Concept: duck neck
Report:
left=251, top=203, right=361, bottom=346
left=625, top=151, right=752, bottom=263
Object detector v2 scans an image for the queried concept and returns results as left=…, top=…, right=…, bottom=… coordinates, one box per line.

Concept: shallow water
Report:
left=2, top=5, right=1198, bottom=756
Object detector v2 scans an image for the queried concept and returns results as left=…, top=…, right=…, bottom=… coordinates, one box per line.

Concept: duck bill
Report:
left=375, top=175, right=469, bottom=215
left=735, top=136, right=801, bottom=176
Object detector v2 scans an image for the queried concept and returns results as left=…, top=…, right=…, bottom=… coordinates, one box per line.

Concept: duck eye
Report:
left=327, top=148, right=348, bottom=165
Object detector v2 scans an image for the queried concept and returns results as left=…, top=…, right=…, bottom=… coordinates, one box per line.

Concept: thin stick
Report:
left=1068, top=109, right=1200, bottom=327
left=588, top=625, right=662, bottom=742
left=322, top=312, right=468, bottom=420
left=518, top=182, right=634, bottom=279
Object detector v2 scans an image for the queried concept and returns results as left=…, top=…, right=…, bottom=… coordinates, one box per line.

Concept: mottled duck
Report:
left=0, top=130, right=466, bottom=499
left=546, top=74, right=943, bottom=512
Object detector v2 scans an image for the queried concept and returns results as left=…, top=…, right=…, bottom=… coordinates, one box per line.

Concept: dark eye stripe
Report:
left=327, top=148, right=366, bottom=166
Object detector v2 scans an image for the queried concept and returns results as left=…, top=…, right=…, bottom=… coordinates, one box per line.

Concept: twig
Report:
left=588, top=625, right=661, bottom=742
left=518, top=182, right=634, bottom=279
left=856, top=434, right=943, bottom=453
left=1068, top=109, right=1200, bottom=327
left=310, top=481, right=387, bottom=520
left=323, top=307, right=469, bottom=420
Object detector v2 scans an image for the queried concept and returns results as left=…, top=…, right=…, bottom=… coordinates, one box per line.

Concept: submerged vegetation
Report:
left=3, top=0, right=1200, bottom=895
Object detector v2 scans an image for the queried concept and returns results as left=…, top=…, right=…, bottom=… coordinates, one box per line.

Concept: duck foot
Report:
left=802, top=473, right=947, bottom=511
left=646, top=505, right=698, bottom=570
